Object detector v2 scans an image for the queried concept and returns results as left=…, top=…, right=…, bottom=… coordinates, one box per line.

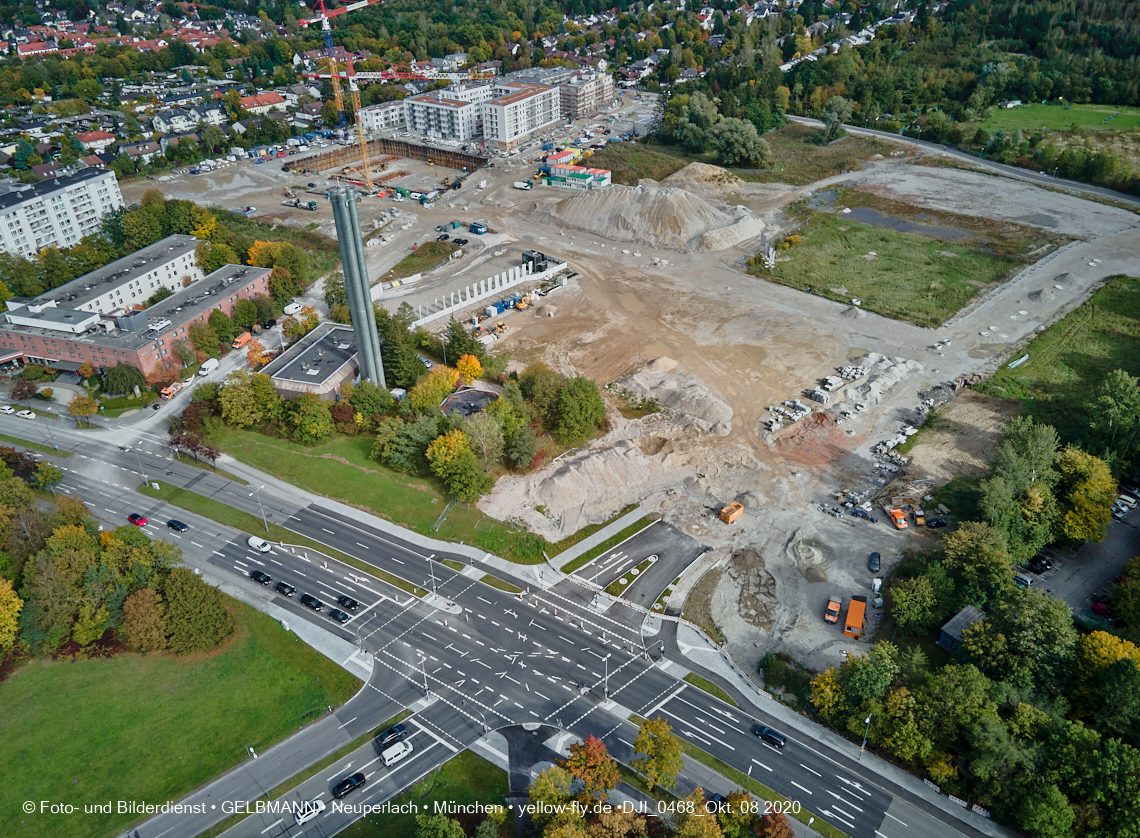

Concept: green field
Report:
left=739, top=121, right=901, bottom=186
left=975, top=274, right=1140, bottom=443
left=382, top=240, right=460, bottom=282
left=981, top=102, right=1140, bottom=135
left=0, top=605, right=360, bottom=838
left=585, top=143, right=690, bottom=185
left=338, top=750, right=510, bottom=838
left=756, top=213, right=1018, bottom=327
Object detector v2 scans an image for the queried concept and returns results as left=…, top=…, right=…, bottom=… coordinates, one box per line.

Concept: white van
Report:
left=283, top=302, right=304, bottom=316
left=198, top=358, right=219, bottom=376
left=381, top=740, right=413, bottom=767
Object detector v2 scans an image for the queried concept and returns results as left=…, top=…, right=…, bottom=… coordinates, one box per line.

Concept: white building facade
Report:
left=403, top=92, right=482, bottom=141
left=0, top=168, right=124, bottom=259
left=357, top=100, right=407, bottom=133
left=560, top=72, right=616, bottom=119
left=483, top=83, right=560, bottom=151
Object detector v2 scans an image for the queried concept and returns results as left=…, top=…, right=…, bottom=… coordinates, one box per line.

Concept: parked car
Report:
left=1093, top=600, right=1112, bottom=617
left=0, top=405, right=13, bottom=414
left=824, top=597, right=841, bottom=624
left=328, top=608, right=350, bottom=624
left=127, top=513, right=147, bottom=526
left=300, top=594, right=323, bottom=611
left=1027, top=556, right=1053, bottom=574
left=753, top=725, right=786, bottom=748
left=167, top=519, right=189, bottom=532
left=1014, top=572, right=1034, bottom=589
left=247, top=536, right=272, bottom=553
left=926, top=518, right=949, bottom=528
left=332, top=772, right=366, bottom=799
left=868, top=552, right=881, bottom=572
left=275, top=581, right=296, bottom=597
left=337, top=595, right=360, bottom=612
left=16, top=409, right=35, bottom=419
left=250, top=570, right=272, bottom=586
left=376, top=723, right=408, bottom=748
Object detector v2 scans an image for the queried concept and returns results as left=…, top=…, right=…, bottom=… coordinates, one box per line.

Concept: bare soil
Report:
left=904, top=391, right=1023, bottom=485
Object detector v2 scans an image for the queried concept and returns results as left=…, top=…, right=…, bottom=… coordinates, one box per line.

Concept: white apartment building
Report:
left=560, top=72, right=616, bottom=119
left=483, top=83, right=560, bottom=151
left=404, top=92, right=482, bottom=141
left=357, top=100, right=407, bottom=133
left=8, top=234, right=203, bottom=320
left=0, top=168, right=123, bottom=259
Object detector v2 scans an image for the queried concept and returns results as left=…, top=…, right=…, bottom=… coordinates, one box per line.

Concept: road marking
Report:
left=478, top=597, right=492, bottom=604
left=357, top=542, right=368, bottom=548
left=260, top=820, right=283, bottom=833
left=821, top=809, right=855, bottom=830
left=322, top=528, right=335, bottom=534
left=885, top=813, right=907, bottom=826
left=390, top=557, right=404, bottom=564
left=535, top=691, right=549, bottom=700
left=191, top=541, right=204, bottom=548
left=751, top=759, right=771, bottom=772
left=790, top=781, right=812, bottom=795
left=337, top=716, right=358, bottom=729
left=827, top=790, right=862, bottom=812
left=800, top=763, right=821, bottom=777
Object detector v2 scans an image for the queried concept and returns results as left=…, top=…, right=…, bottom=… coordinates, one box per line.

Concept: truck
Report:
left=283, top=198, right=318, bottom=211
left=512, top=181, right=533, bottom=190
left=232, top=331, right=252, bottom=350
left=470, top=222, right=488, bottom=235
left=844, top=595, right=868, bottom=639
left=160, top=380, right=185, bottom=400
left=888, top=509, right=909, bottom=530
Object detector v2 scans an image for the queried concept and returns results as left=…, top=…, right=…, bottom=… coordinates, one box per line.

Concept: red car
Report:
left=127, top=513, right=147, bottom=526
left=1093, top=601, right=1112, bottom=617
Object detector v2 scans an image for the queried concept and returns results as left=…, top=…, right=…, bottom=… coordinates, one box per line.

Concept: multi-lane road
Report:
left=6, top=416, right=991, bottom=838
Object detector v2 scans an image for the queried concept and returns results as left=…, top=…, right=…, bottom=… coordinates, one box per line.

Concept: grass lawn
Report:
left=338, top=750, right=510, bottom=838
left=560, top=517, right=654, bottom=574
left=585, top=143, right=690, bottom=184
left=382, top=240, right=460, bottom=282
left=0, top=604, right=360, bottom=838
left=980, top=102, right=1140, bottom=134
left=754, top=213, right=1018, bottom=327
left=974, top=275, right=1140, bottom=444
left=0, top=433, right=73, bottom=457
left=739, top=122, right=901, bottom=186
left=683, top=673, right=738, bottom=707
left=480, top=574, right=522, bottom=594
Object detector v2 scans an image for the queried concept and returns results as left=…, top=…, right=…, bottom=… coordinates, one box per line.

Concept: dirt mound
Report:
left=533, top=184, right=765, bottom=252
left=661, top=162, right=745, bottom=194
left=840, top=306, right=867, bottom=319
left=1028, top=288, right=1056, bottom=303
left=618, top=368, right=733, bottom=433
left=724, top=548, right=777, bottom=630
left=1054, top=272, right=1077, bottom=286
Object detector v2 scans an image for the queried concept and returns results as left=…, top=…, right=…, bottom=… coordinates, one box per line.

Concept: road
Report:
left=787, top=115, right=1140, bottom=208
left=2, top=415, right=996, bottom=838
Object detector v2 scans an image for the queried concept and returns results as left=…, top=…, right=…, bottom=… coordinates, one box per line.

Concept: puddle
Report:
left=844, top=206, right=973, bottom=241
left=808, top=189, right=841, bottom=211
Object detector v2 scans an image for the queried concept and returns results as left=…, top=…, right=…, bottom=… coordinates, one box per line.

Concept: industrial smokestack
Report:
left=330, top=186, right=385, bottom=388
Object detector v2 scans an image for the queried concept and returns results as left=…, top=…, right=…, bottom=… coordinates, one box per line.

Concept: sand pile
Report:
left=660, top=162, right=745, bottom=195
left=1028, top=288, right=1055, bottom=304
left=533, top=184, right=765, bottom=252
left=618, top=366, right=733, bottom=434
left=836, top=353, right=923, bottom=408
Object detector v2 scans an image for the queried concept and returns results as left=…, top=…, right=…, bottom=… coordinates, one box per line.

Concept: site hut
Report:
left=262, top=322, right=361, bottom=400
left=937, top=606, right=986, bottom=654
left=1, top=263, right=270, bottom=377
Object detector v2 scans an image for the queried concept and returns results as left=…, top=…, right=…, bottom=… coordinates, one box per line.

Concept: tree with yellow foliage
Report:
left=455, top=353, right=482, bottom=385
left=1074, top=631, right=1140, bottom=684
left=246, top=338, right=271, bottom=368
left=0, top=576, right=23, bottom=651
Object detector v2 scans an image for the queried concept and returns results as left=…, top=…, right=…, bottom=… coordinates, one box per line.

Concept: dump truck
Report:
left=160, top=380, right=185, bottom=400
left=232, top=331, right=252, bottom=350
left=844, top=595, right=868, bottom=638
left=283, top=198, right=318, bottom=211
left=719, top=502, right=744, bottom=524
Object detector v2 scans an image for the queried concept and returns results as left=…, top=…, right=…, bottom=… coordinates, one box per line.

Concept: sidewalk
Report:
left=550, top=506, right=647, bottom=569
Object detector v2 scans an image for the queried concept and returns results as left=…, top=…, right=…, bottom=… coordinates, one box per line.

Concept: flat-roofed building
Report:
left=483, top=82, right=560, bottom=151
left=262, top=322, right=358, bottom=399
left=403, top=91, right=482, bottom=141
left=0, top=168, right=123, bottom=259
left=560, top=72, right=615, bottom=119
left=357, top=100, right=407, bottom=133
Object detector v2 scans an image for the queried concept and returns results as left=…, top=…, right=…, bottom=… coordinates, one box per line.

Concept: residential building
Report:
left=240, top=91, right=286, bottom=114
left=483, top=82, right=560, bottom=151
left=559, top=72, right=616, bottom=119
left=152, top=109, right=196, bottom=134
left=76, top=130, right=117, bottom=152
left=357, top=100, right=407, bottom=133
left=0, top=264, right=270, bottom=375
left=0, top=168, right=123, bottom=259
left=403, top=92, right=481, bottom=141
left=119, top=140, right=161, bottom=164
left=503, top=66, right=578, bottom=87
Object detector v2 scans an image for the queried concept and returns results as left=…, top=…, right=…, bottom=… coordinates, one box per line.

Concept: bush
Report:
left=164, top=567, right=235, bottom=654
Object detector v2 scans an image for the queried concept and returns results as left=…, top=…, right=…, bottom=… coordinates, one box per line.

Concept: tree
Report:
left=188, top=321, right=222, bottom=358
left=232, top=298, right=258, bottom=332
left=443, top=317, right=484, bottom=362
left=751, top=811, right=793, bottom=838
left=1014, top=783, right=1073, bottom=838
left=76, top=363, right=95, bottom=381
left=465, top=412, right=503, bottom=469
left=709, top=118, right=771, bottom=167
left=941, top=521, right=1015, bottom=607
left=324, top=272, right=347, bottom=308
left=219, top=369, right=263, bottom=427
left=164, top=567, right=235, bottom=654
left=34, top=462, right=63, bottom=495
left=246, top=339, right=272, bottom=369
left=196, top=240, right=238, bottom=274
left=456, top=353, right=482, bottom=385
left=10, top=379, right=37, bottom=405
left=0, top=576, right=22, bottom=651
left=350, top=380, right=393, bottom=419
left=103, top=362, right=146, bottom=395
left=590, top=806, right=647, bottom=838
left=121, top=588, right=167, bottom=652
left=562, top=734, right=620, bottom=804
left=527, top=766, right=576, bottom=832
left=408, top=366, right=461, bottom=412
left=671, top=788, right=723, bottom=838
left=249, top=241, right=310, bottom=288
left=557, top=376, right=607, bottom=445
left=286, top=393, right=334, bottom=445
left=68, top=393, right=98, bottom=427
left=821, top=95, right=854, bottom=140
left=208, top=309, right=236, bottom=346
left=1089, top=369, right=1140, bottom=459
left=1055, top=446, right=1116, bottom=544
left=632, top=716, right=684, bottom=791
left=415, top=813, right=465, bottom=838
left=890, top=575, right=939, bottom=635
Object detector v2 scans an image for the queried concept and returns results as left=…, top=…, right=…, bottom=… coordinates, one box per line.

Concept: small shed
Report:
left=938, top=605, right=985, bottom=654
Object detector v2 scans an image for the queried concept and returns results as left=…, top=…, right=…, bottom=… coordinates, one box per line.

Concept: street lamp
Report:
left=247, top=747, right=267, bottom=800
left=248, top=485, right=268, bottom=532
left=417, top=650, right=428, bottom=692
left=123, top=446, right=147, bottom=485
left=859, top=714, right=872, bottom=759
left=603, top=653, right=611, bottom=697
left=807, top=817, right=815, bottom=837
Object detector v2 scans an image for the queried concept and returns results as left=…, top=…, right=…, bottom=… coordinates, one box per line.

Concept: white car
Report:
left=16, top=410, right=35, bottom=419
left=295, top=799, right=326, bottom=825
left=283, top=303, right=304, bottom=316
left=0, top=405, right=13, bottom=414
left=247, top=536, right=272, bottom=553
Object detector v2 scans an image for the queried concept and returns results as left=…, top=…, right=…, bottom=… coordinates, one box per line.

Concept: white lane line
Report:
left=822, top=809, right=855, bottom=830
left=885, top=813, right=907, bottom=826
left=751, top=758, right=771, bottom=772
left=322, top=527, right=335, bottom=534
left=827, top=790, right=862, bottom=812
left=390, top=557, right=404, bottom=564
left=800, top=763, right=821, bottom=777
left=260, top=820, right=283, bottom=833
left=790, top=781, right=812, bottom=795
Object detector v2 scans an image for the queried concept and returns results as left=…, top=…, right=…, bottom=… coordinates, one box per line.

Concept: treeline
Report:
left=0, top=484, right=234, bottom=668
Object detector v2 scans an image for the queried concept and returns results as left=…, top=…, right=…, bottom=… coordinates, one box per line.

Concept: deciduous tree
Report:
left=103, top=361, right=146, bottom=395
left=751, top=811, right=793, bottom=838
left=632, top=716, right=684, bottom=791
left=414, top=813, right=465, bottom=838
left=562, top=734, right=620, bottom=804
left=0, top=576, right=22, bottom=651
left=246, top=338, right=271, bottom=369
left=286, top=393, right=334, bottom=445
left=556, top=376, right=606, bottom=445
left=456, top=353, right=482, bottom=385
left=164, top=567, right=234, bottom=654
left=68, top=393, right=98, bottom=426
left=33, top=462, right=63, bottom=495
left=464, top=412, right=503, bottom=469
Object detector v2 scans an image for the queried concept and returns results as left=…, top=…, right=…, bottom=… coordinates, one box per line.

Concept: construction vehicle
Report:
left=284, top=187, right=297, bottom=198
left=719, top=502, right=744, bottom=524
left=283, top=198, right=318, bottom=211
left=512, top=181, right=533, bottom=190
left=232, top=331, right=252, bottom=350
left=825, top=596, right=841, bottom=624
left=442, top=176, right=450, bottom=186
left=844, top=596, right=868, bottom=638
left=160, top=380, right=186, bottom=400
left=888, top=509, right=908, bottom=530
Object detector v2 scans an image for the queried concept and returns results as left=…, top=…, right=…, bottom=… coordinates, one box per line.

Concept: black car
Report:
left=753, top=725, right=786, bottom=748
left=250, top=570, right=272, bottom=586
left=868, top=551, right=881, bottom=573
left=167, top=519, right=188, bottom=532
left=926, top=518, right=949, bottom=529
left=300, top=594, right=323, bottom=611
left=275, top=581, right=296, bottom=597
left=332, top=772, right=366, bottom=800
left=1027, top=556, right=1054, bottom=574
left=337, top=595, right=360, bottom=612
left=328, top=608, right=350, bottom=623
left=376, top=723, right=407, bottom=748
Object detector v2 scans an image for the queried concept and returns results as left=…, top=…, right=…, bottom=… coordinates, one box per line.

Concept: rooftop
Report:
left=490, top=83, right=554, bottom=107
left=0, top=167, right=113, bottom=214
left=263, top=322, right=357, bottom=386
left=29, top=233, right=199, bottom=312
left=440, top=385, right=499, bottom=417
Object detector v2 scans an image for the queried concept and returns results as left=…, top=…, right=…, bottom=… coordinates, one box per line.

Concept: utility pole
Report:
left=124, top=446, right=147, bottom=485
left=249, top=485, right=269, bottom=532
left=860, top=714, right=872, bottom=759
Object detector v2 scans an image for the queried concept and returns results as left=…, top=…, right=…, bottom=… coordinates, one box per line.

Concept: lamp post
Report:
left=603, top=653, right=611, bottom=697
left=124, top=446, right=147, bottom=485
left=807, top=817, right=815, bottom=837
left=417, top=650, right=428, bottom=692
left=247, top=747, right=267, bottom=800
left=859, top=714, right=872, bottom=759
left=249, top=485, right=268, bottom=532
